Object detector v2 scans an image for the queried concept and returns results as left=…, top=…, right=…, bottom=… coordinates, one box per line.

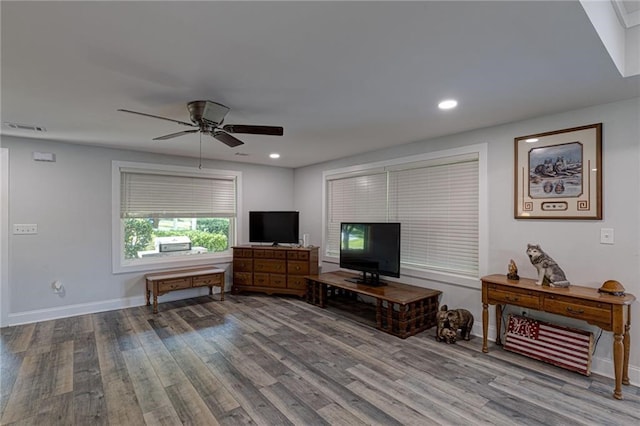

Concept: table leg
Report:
left=495, top=304, right=503, bottom=346
left=320, top=283, right=327, bottom=308
left=622, top=308, right=631, bottom=385
left=209, top=286, right=213, bottom=296
left=153, top=294, right=158, bottom=314
left=482, top=303, right=489, bottom=353
left=219, top=284, right=225, bottom=301
left=376, top=299, right=383, bottom=330
left=399, top=304, right=407, bottom=337
left=145, top=281, right=151, bottom=306
left=613, top=333, right=624, bottom=399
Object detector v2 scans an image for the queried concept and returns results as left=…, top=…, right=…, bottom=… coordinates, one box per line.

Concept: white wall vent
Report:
left=3, top=122, right=47, bottom=132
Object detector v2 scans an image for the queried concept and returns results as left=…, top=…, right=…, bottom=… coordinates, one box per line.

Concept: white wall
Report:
left=1, top=137, right=294, bottom=323
left=294, top=97, right=640, bottom=383
left=2, top=97, right=639, bottom=383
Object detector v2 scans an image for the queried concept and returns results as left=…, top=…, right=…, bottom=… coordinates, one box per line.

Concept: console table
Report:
left=481, top=274, right=635, bottom=399
left=145, top=266, right=225, bottom=314
left=306, top=271, right=441, bottom=339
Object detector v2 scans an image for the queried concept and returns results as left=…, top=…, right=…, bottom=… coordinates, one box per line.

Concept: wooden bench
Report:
left=145, top=266, right=225, bottom=313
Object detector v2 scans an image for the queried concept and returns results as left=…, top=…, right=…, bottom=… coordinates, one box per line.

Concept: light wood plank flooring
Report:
left=1, top=294, right=639, bottom=425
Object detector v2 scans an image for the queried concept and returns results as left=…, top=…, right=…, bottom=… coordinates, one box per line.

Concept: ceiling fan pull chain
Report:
left=198, top=132, right=203, bottom=169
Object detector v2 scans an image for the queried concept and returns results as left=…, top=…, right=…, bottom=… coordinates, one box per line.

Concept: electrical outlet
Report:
left=13, top=224, right=38, bottom=234
left=600, top=228, right=614, bottom=245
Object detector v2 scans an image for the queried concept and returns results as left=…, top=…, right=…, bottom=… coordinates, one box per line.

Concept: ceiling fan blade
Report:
left=153, top=129, right=199, bottom=141
left=222, top=124, right=284, bottom=136
left=212, top=130, right=244, bottom=147
left=118, top=109, right=196, bottom=127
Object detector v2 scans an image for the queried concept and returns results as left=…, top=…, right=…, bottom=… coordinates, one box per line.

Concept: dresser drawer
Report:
left=193, top=274, right=223, bottom=287
left=234, top=248, right=253, bottom=258
left=254, top=259, right=286, bottom=274
left=270, top=274, right=287, bottom=288
left=288, top=251, right=309, bottom=261
left=233, top=259, right=253, bottom=272
left=253, top=250, right=270, bottom=258
left=158, top=277, right=192, bottom=292
left=487, top=286, right=541, bottom=309
left=288, top=260, right=309, bottom=275
left=234, top=272, right=253, bottom=285
left=288, top=275, right=307, bottom=290
left=543, top=295, right=611, bottom=326
left=254, top=273, right=270, bottom=286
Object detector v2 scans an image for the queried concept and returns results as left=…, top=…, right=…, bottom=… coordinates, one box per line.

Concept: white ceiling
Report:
left=2, top=1, right=639, bottom=168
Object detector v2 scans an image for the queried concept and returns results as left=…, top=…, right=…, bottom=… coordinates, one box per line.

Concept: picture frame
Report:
left=514, top=123, right=602, bottom=219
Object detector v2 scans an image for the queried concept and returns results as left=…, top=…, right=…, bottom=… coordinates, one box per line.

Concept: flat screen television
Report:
left=339, top=222, right=401, bottom=286
left=249, top=211, right=299, bottom=246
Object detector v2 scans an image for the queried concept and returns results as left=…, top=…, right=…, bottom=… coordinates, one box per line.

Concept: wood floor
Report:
left=1, top=294, right=639, bottom=426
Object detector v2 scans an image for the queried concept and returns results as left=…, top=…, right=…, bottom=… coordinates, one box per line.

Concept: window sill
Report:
left=113, top=253, right=233, bottom=274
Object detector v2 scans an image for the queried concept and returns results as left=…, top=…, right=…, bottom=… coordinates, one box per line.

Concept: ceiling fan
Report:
left=118, top=100, right=283, bottom=147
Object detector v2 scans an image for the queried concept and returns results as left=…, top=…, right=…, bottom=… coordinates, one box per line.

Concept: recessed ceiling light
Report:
left=438, top=99, right=458, bottom=110
left=270, top=153, right=280, bottom=159
left=525, top=138, right=539, bottom=143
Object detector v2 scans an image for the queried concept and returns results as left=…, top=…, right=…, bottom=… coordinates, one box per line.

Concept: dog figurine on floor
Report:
left=438, top=327, right=458, bottom=344
left=435, top=305, right=474, bottom=343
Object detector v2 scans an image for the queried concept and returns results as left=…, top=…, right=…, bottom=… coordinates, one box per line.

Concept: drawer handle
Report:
left=295, top=266, right=301, bottom=271
left=566, top=307, right=585, bottom=315
left=505, top=296, right=520, bottom=302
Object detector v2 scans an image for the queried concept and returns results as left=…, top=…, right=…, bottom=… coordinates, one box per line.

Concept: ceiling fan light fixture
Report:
left=201, top=101, right=230, bottom=126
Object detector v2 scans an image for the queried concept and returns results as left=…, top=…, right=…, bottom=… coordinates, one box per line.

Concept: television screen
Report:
left=340, top=222, right=401, bottom=285
left=249, top=211, right=300, bottom=245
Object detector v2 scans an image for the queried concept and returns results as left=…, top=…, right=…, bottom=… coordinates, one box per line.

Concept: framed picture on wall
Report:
left=514, top=123, right=602, bottom=219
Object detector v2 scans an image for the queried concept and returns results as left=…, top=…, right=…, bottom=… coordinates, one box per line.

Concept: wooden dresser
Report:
left=481, top=274, right=635, bottom=400
left=232, top=245, right=319, bottom=297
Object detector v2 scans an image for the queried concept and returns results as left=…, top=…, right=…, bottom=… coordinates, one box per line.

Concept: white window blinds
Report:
left=121, top=172, right=236, bottom=218
left=325, top=153, right=479, bottom=277
left=388, top=156, right=478, bottom=276
left=326, top=172, right=387, bottom=257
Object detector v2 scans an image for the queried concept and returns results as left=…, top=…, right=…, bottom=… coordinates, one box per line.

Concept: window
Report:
left=324, top=145, right=486, bottom=282
left=112, top=161, right=241, bottom=273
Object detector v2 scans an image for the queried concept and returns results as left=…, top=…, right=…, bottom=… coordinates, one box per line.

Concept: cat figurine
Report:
left=526, top=244, right=570, bottom=287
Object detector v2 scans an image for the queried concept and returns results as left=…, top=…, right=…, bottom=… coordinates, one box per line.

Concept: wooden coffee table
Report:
left=305, top=271, right=441, bottom=338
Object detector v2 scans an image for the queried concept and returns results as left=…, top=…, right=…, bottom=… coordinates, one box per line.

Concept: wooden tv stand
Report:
left=481, top=274, right=635, bottom=400
left=305, top=271, right=441, bottom=339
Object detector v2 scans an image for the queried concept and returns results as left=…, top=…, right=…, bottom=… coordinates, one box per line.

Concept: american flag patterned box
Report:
left=504, top=314, right=593, bottom=376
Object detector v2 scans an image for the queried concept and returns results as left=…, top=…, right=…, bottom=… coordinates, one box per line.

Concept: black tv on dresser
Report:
left=249, top=211, right=299, bottom=246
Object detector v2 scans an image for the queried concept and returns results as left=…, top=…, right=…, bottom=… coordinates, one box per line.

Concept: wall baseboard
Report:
left=6, top=287, right=219, bottom=326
